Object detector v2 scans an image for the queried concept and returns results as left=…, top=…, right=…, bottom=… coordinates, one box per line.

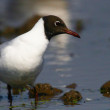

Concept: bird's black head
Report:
left=43, top=15, right=80, bottom=40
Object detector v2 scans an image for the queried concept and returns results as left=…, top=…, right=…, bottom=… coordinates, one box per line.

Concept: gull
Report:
left=0, top=15, right=80, bottom=105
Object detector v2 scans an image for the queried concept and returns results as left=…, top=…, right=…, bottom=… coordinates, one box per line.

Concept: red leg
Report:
left=34, top=87, right=38, bottom=106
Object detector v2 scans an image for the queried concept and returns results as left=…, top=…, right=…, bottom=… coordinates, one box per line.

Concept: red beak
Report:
left=64, top=29, right=80, bottom=38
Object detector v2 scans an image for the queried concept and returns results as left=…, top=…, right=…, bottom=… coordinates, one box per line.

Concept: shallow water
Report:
left=0, top=0, right=110, bottom=110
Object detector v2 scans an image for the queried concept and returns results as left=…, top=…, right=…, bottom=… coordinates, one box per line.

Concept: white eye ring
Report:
left=54, top=21, right=60, bottom=26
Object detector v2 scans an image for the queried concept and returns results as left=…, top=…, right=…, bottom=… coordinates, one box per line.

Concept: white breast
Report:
left=0, top=18, right=49, bottom=87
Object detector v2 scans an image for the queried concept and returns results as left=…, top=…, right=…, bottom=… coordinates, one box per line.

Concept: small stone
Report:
left=100, top=81, right=110, bottom=97
left=66, top=83, right=77, bottom=89
left=61, top=90, right=82, bottom=105
left=85, top=98, right=92, bottom=101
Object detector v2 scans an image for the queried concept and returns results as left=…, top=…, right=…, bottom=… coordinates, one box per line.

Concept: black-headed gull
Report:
left=0, top=15, right=80, bottom=104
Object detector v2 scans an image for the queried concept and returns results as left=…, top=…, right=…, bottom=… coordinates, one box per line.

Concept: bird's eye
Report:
left=54, top=21, right=61, bottom=26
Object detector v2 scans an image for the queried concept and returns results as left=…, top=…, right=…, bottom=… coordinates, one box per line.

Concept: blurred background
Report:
left=0, top=0, right=110, bottom=110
